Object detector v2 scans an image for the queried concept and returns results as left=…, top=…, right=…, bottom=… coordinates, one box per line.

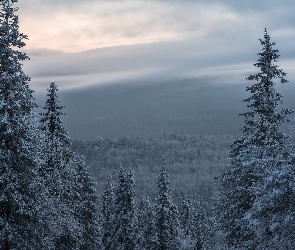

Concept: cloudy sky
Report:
left=13, top=0, right=295, bottom=138
left=18, top=0, right=295, bottom=52
left=16, top=0, right=295, bottom=91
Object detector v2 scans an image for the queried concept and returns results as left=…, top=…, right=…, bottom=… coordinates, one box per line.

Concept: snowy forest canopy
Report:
left=1, top=0, right=295, bottom=249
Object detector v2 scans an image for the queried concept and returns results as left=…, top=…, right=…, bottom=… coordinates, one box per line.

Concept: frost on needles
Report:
left=220, top=29, right=295, bottom=250
left=0, top=1, right=100, bottom=249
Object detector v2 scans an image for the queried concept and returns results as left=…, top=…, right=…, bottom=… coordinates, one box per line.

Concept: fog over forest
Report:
left=24, top=37, right=295, bottom=140
left=29, top=75, right=295, bottom=140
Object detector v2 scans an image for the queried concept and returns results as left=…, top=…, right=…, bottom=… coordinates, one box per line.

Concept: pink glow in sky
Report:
left=13, top=0, right=295, bottom=93
left=17, top=0, right=293, bottom=53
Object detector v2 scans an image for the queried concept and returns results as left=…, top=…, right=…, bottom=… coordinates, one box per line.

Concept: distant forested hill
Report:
left=72, top=134, right=233, bottom=201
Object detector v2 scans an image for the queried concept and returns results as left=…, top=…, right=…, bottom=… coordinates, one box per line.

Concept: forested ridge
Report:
left=1, top=0, right=295, bottom=249
left=72, top=134, right=231, bottom=199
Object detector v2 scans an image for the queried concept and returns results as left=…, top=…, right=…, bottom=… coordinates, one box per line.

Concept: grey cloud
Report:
left=23, top=28, right=295, bottom=94
left=25, top=49, right=70, bottom=58
left=151, top=0, right=295, bottom=10
left=41, top=75, right=295, bottom=140
left=18, top=0, right=295, bottom=15
left=16, top=0, right=295, bottom=140
left=16, top=0, right=295, bottom=54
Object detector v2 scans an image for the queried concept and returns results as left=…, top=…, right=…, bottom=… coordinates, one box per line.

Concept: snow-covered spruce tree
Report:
left=220, top=29, right=294, bottom=249
left=40, top=82, right=71, bottom=148
left=245, top=149, right=295, bottom=250
left=0, top=0, right=51, bottom=248
left=40, top=82, right=82, bottom=249
left=72, top=155, right=101, bottom=250
left=101, top=174, right=116, bottom=249
left=137, top=196, right=157, bottom=250
left=178, top=200, right=205, bottom=250
left=111, top=166, right=139, bottom=250
left=155, top=164, right=181, bottom=250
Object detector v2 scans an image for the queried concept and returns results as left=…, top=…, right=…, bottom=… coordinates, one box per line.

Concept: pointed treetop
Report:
left=119, top=164, right=125, bottom=176
left=157, top=167, right=170, bottom=194
left=249, top=29, right=287, bottom=84
left=40, top=82, right=71, bottom=146
left=127, top=168, right=135, bottom=185
left=107, top=173, right=113, bottom=183
left=161, top=157, right=166, bottom=167
left=104, top=174, right=115, bottom=194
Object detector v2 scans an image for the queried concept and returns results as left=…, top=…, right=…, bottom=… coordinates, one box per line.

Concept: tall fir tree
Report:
left=178, top=200, right=204, bottom=250
left=220, top=29, right=294, bottom=249
left=101, top=174, right=116, bottom=249
left=40, top=82, right=82, bottom=249
left=111, top=166, right=139, bottom=250
left=72, top=155, right=101, bottom=250
left=245, top=147, right=295, bottom=249
left=155, top=161, right=181, bottom=250
left=40, top=81, right=71, bottom=148
left=137, top=196, right=157, bottom=250
left=0, top=0, right=50, bottom=248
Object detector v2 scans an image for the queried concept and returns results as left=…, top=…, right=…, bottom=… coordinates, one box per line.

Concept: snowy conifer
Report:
left=0, top=0, right=51, bottom=248
left=101, top=174, right=116, bottom=249
left=40, top=82, right=71, bottom=147
left=72, top=155, right=101, bottom=250
left=155, top=165, right=181, bottom=250
left=220, top=29, right=294, bottom=249
left=40, top=82, right=82, bottom=249
left=137, top=196, right=157, bottom=250
left=245, top=149, right=295, bottom=249
left=111, top=166, right=139, bottom=250
left=178, top=200, right=204, bottom=250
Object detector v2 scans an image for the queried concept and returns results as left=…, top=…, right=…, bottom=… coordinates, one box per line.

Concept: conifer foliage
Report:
left=39, top=82, right=72, bottom=198
left=101, top=174, right=116, bottom=249
left=100, top=165, right=209, bottom=249
left=40, top=81, right=71, bottom=146
left=111, top=166, right=139, bottom=250
left=40, top=82, right=101, bottom=249
left=155, top=163, right=181, bottom=250
left=137, top=196, right=157, bottom=250
left=0, top=0, right=48, bottom=248
left=220, top=29, right=294, bottom=249
left=72, top=155, right=101, bottom=250
left=40, top=82, right=82, bottom=249
left=179, top=200, right=204, bottom=250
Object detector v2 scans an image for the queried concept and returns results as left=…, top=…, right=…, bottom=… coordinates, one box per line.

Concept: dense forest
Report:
left=1, top=1, right=295, bottom=249
left=71, top=134, right=233, bottom=249
left=72, top=134, right=232, bottom=199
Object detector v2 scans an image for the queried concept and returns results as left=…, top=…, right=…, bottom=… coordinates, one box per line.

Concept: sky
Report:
left=16, top=0, right=295, bottom=91
left=12, top=0, right=295, bottom=138
left=17, top=0, right=295, bottom=52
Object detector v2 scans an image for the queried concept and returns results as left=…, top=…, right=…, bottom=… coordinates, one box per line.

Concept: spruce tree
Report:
left=220, top=29, right=293, bottom=249
left=40, top=82, right=71, bottom=147
left=72, top=155, right=101, bottom=250
left=0, top=0, right=50, bottom=248
left=111, top=166, right=139, bottom=250
left=41, top=81, right=101, bottom=249
left=155, top=163, right=181, bottom=250
left=40, top=82, right=82, bottom=249
left=179, top=200, right=204, bottom=250
left=137, top=196, right=157, bottom=250
left=245, top=147, right=295, bottom=249
left=101, top=174, right=116, bottom=249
